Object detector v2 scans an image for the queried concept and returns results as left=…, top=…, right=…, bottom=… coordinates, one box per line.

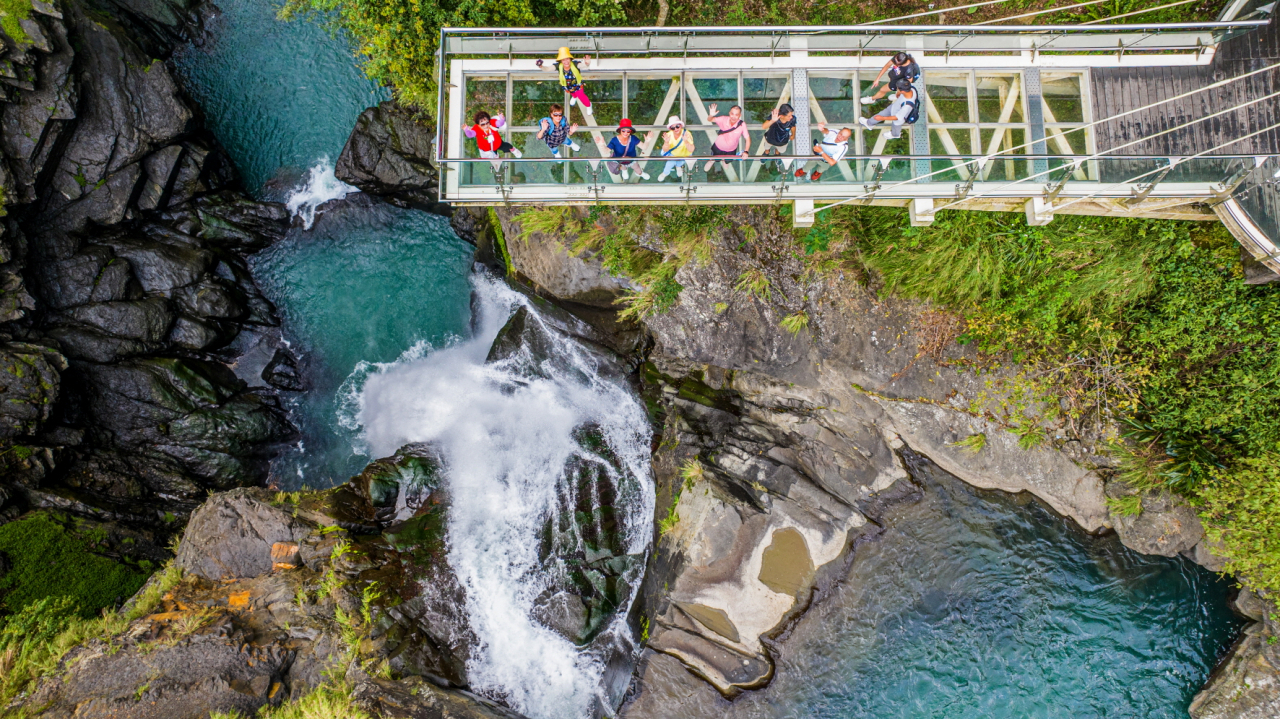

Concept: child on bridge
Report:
left=462, top=111, right=522, bottom=173
left=537, top=104, right=581, bottom=159
left=537, top=48, right=593, bottom=118
left=607, top=118, right=651, bottom=181
left=656, top=116, right=695, bottom=182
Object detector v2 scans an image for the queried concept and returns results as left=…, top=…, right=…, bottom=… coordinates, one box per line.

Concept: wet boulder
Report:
left=176, top=487, right=310, bottom=580
left=0, top=341, right=66, bottom=438
left=1106, top=480, right=1205, bottom=557
left=77, top=358, right=293, bottom=489
left=352, top=674, right=531, bottom=719
left=261, top=348, right=306, bottom=391
left=335, top=100, right=441, bottom=211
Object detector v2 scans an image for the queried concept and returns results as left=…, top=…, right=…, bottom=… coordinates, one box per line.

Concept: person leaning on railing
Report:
left=703, top=103, right=751, bottom=175
left=796, top=121, right=852, bottom=182
left=656, top=116, right=695, bottom=182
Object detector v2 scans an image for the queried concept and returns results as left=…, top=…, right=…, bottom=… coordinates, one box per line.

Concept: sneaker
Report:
left=658, top=172, right=670, bottom=181
left=620, top=168, right=630, bottom=179
left=552, top=149, right=562, bottom=159
left=582, top=104, right=593, bottom=115
left=676, top=165, right=685, bottom=178
left=568, top=141, right=581, bottom=152
left=859, top=117, right=873, bottom=130
left=794, top=169, right=806, bottom=178
left=569, top=96, right=577, bottom=107
left=860, top=96, right=877, bottom=104
left=811, top=171, right=823, bottom=182
left=640, top=171, right=651, bottom=180
left=510, top=148, right=523, bottom=159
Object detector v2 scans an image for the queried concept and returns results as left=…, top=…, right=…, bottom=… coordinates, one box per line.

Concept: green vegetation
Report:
left=780, top=310, right=808, bottom=335
left=489, top=207, right=515, bottom=276
left=1105, top=494, right=1144, bottom=517
left=0, top=0, right=31, bottom=45
left=278, top=0, right=625, bottom=109
left=1197, top=456, right=1280, bottom=594
left=659, top=459, right=704, bottom=535
left=211, top=681, right=371, bottom=719
left=0, top=563, right=180, bottom=707
left=0, top=512, right=149, bottom=617
left=953, top=433, right=987, bottom=455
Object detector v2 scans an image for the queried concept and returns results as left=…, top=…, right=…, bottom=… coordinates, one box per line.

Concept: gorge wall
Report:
left=0, top=0, right=300, bottom=562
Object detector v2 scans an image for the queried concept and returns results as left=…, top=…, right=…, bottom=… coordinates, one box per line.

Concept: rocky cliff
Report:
left=0, top=0, right=298, bottom=547
left=481, top=204, right=1279, bottom=718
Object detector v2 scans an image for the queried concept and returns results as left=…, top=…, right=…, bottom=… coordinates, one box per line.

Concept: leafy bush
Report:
left=1197, top=455, right=1280, bottom=594
left=0, top=512, right=148, bottom=617
left=844, top=207, right=1194, bottom=354
left=279, top=0, right=627, bottom=109
left=1124, top=239, right=1280, bottom=486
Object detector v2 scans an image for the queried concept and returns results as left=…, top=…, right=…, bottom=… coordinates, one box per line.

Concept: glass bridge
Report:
left=434, top=19, right=1278, bottom=246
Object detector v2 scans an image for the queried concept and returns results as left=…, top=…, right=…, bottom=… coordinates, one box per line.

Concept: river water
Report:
left=171, top=3, right=1244, bottom=718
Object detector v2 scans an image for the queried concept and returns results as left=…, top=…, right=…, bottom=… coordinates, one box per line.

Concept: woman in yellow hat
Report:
left=536, top=47, right=593, bottom=117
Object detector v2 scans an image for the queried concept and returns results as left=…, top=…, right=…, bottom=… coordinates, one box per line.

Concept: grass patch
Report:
left=1105, top=494, right=1144, bottom=517
left=212, top=681, right=371, bottom=719
left=952, top=433, right=987, bottom=455
left=0, top=562, right=179, bottom=707
left=0, top=0, right=31, bottom=45
left=0, top=512, right=149, bottom=617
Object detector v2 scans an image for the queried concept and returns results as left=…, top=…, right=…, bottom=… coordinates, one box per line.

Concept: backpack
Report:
left=903, top=90, right=922, bottom=125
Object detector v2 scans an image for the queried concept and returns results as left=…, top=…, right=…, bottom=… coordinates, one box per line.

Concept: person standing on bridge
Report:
left=859, top=78, right=919, bottom=140
left=704, top=103, right=751, bottom=176
left=656, top=116, right=695, bottom=182
left=462, top=111, right=522, bottom=173
left=761, top=104, right=797, bottom=170
left=861, top=52, right=921, bottom=107
left=607, top=118, right=651, bottom=181
left=537, top=104, right=581, bottom=159
left=537, top=48, right=593, bottom=118
left=796, top=122, right=852, bottom=182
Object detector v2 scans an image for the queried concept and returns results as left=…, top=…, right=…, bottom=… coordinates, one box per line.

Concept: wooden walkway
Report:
left=1090, top=16, right=1279, bottom=257
left=1091, top=17, right=1280, bottom=156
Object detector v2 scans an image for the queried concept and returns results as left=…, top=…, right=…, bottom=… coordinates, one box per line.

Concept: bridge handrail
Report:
left=441, top=22, right=1269, bottom=35
left=438, top=153, right=1273, bottom=163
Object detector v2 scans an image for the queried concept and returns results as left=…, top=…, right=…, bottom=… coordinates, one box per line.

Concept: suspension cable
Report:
left=810, top=61, right=1280, bottom=216
left=1048, top=120, right=1280, bottom=214
left=867, top=0, right=1113, bottom=26
left=930, top=87, right=1280, bottom=213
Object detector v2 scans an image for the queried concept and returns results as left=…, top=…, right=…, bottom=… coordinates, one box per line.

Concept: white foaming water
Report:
left=286, top=158, right=357, bottom=230
left=352, top=273, right=654, bottom=719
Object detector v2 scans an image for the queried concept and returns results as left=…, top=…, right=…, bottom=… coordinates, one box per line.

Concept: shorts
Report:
left=765, top=137, right=790, bottom=149
left=481, top=141, right=516, bottom=155
left=711, top=145, right=739, bottom=156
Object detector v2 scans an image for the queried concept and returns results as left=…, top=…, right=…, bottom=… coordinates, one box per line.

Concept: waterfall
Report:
left=352, top=272, right=654, bottom=719
left=285, top=158, right=357, bottom=230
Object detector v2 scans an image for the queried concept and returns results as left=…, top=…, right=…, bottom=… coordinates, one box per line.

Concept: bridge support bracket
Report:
left=910, top=198, right=936, bottom=227
left=793, top=198, right=815, bottom=228
left=1024, top=197, right=1054, bottom=226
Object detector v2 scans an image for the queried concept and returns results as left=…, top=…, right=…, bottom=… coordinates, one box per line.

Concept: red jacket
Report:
left=470, top=124, right=503, bottom=152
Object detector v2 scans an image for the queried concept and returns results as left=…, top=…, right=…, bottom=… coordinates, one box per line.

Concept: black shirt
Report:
left=765, top=115, right=797, bottom=146
left=888, top=61, right=921, bottom=87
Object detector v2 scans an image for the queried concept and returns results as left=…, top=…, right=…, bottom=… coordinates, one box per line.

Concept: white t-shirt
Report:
left=817, top=129, right=849, bottom=163
left=886, top=91, right=917, bottom=127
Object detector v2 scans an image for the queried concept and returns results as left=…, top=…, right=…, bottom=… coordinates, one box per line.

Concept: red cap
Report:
left=617, top=118, right=635, bottom=132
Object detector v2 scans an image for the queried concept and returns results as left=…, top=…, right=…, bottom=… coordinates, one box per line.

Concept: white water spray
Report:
left=351, top=273, right=654, bottom=719
left=286, top=158, right=357, bottom=230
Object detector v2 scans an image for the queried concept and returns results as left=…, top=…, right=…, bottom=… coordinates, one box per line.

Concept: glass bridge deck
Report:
left=437, top=22, right=1275, bottom=231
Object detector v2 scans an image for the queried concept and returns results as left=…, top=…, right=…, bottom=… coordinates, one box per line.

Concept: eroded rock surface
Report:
left=16, top=449, right=520, bottom=719
left=1191, top=591, right=1280, bottom=719
left=335, top=100, right=444, bottom=213
left=0, top=0, right=294, bottom=529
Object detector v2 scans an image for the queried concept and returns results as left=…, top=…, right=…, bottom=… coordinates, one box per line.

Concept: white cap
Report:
left=667, top=115, right=683, bottom=128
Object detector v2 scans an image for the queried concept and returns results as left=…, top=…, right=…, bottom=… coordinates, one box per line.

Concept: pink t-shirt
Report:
left=711, top=116, right=748, bottom=153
